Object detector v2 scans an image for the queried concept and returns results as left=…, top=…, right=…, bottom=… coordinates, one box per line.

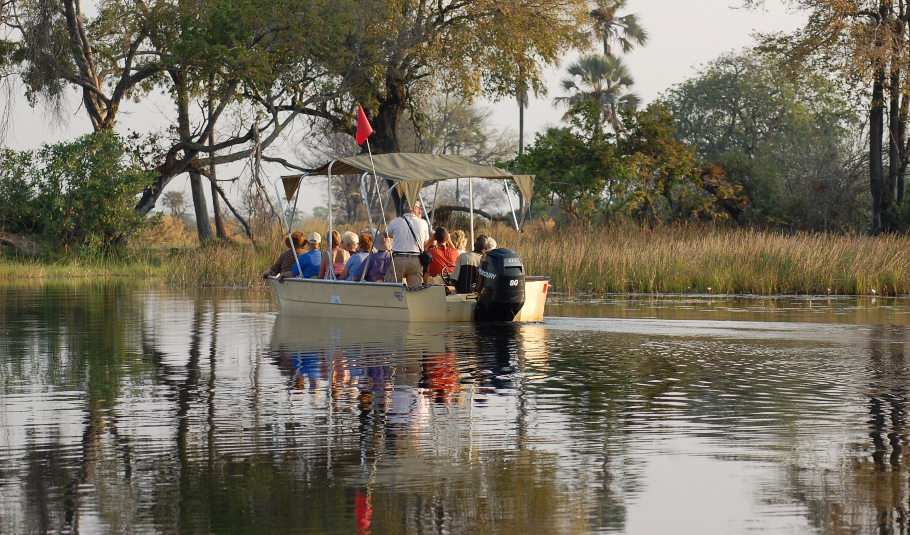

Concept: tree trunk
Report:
left=372, top=78, right=407, bottom=155
left=871, top=66, right=886, bottom=235
left=208, top=96, right=226, bottom=239
left=173, top=68, right=214, bottom=242
left=190, top=173, right=215, bottom=242
left=372, top=73, right=408, bottom=215
left=885, top=64, right=901, bottom=230
left=899, top=87, right=909, bottom=204
left=211, top=181, right=226, bottom=239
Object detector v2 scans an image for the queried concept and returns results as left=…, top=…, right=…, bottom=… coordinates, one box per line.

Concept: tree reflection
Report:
left=858, top=325, right=910, bottom=533
left=0, top=281, right=156, bottom=533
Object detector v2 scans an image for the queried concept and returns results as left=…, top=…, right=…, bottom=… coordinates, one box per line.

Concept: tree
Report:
left=615, top=104, right=717, bottom=224
left=743, top=0, right=908, bottom=233
left=325, top=0, right=589, bottom=157
left=509, top=101, right=738, bottom=226
left=1, top=0, right=165, bottom=132
left=0, top=131, right=151, bottom=249
left=664, top=50, right=867, bottom=231
left=401, top=96, right=517, bottom=165
left=590, top=0, right=648, bottom=57
left=556, top=55, right=640, bottom=131
left=130, top=0, right=374, bottom=242
left=3, top=0, right=378, bottom=242
left=509, top=101, right=618, bottom=223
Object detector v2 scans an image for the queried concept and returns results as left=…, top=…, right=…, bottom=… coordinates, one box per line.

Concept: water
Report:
left=2, top=283, right=910, bottom=534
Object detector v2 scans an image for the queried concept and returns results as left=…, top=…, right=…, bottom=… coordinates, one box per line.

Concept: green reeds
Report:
left=0, top=247, right=167, bottom=279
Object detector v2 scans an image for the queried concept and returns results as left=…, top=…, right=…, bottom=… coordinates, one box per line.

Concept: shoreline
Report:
left=3, top=225, right=910, bottom=296
left=0, top=269, right=905, bottom=299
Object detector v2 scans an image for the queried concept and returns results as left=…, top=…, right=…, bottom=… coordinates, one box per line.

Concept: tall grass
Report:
left=162, top=242, right=278, bottom=288
left=5, top=223, right=910, bottom=295
left=492, top=224, right=910, bottom=295
left=161, top=218, right=328, bottom=288
left=0, top=247, right=167, bottom=279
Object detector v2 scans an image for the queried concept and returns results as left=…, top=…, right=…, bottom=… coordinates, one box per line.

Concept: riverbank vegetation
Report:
left=5, top=223, right=908, bottom=296
left=1, top=0, right=908, bottom=296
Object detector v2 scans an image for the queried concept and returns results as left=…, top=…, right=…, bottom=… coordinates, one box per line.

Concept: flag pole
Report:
left=364, top=138, right=397, bottom=283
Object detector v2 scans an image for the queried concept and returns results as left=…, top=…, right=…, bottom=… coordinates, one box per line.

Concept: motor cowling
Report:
left=475, top=248, right=525, bottom=321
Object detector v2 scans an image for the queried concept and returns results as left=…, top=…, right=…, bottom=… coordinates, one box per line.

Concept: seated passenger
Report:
left=364, top=232, right=393, bottom=282
left=424, top=227, right=460, bottom=283
left=319, top=230, right=350, bottom=279
left=263, top=231, right=305, bottom=279
left=341, top=231, right=359, bottom=255
left=451, top=230, right=467, bottom=254
left=340, top=233, right=373, bottom=281
left=280, top=232, right=322, bottom=280
left=450, top=235, right=488, bottom=294
left=483, top=237, right=497, bottom=254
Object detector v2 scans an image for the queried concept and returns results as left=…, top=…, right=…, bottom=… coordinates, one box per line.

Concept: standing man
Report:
left=385, top=200, right=430, bottom=286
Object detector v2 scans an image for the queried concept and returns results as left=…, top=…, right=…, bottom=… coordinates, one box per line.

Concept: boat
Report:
left=267, top=153, right=549, bottom=323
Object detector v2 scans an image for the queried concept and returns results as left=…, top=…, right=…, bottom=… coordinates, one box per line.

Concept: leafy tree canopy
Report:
left=508, top=101, right=730, bottom=225
left=662, top=50, right=866, bottom=231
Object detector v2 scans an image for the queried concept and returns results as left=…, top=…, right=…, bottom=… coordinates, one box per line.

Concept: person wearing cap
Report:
left=384, top=199, right=429, bottom=286
left=280, top=232, right=323, bottom=280
left=263, top=231, right=305, bottom=279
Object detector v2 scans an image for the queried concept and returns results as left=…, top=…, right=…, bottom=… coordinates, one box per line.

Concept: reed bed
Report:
left=162, top=242, right=278, bottom=289
left=5, top=224, right=910, bottom=295
left=494, top=225, right=910, bottom=295
left=0, top=247, right=166, bottom=279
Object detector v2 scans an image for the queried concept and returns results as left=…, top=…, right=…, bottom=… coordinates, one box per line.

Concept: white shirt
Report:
left=386, top=213, right=430, bottom=254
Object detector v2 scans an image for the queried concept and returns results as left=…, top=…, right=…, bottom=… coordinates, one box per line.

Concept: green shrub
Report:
left=0, top=131, right=152, bottom=250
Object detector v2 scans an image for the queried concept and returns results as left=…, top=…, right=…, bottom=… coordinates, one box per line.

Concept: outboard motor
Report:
left=475, top=248, right=525, bottom=321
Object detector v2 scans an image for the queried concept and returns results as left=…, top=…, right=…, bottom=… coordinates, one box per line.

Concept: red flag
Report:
left=355, top=105, right=373, bottom=145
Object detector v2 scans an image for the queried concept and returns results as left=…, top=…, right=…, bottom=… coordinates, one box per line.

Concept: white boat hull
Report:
left=267, top=277, right=548, bottom=322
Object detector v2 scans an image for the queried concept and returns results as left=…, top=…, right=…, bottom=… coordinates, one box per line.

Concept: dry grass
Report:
left=160, top=219, right=330, bottom=288
left=489, top=224, right=910, bottom=296
left=4, top=221, right=910, bottom=295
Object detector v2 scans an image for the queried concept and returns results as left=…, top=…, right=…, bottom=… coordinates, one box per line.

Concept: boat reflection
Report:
left=267, top=316, right=580, bottom=534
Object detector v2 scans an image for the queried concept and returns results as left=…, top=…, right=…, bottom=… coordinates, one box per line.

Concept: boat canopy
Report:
left=280, top=153, right=534, bottom=208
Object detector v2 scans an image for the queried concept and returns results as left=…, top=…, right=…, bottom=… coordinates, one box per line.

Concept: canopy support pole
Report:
left=273, top=173, right=309, bottom=277
left=430, top=182, right=439, bottom=228
left=418, top=191, right=432, bottom=229
left=359, top=172, right=374, bottom=232
left=505, top=184, right=520, bottom=232
left=469, top=177, right=474, bottom=246
left=327, top=160, right=336, bottom=281
left=505, top=184, right=520, bottom=249
left=365, top=138, right=397, bottom=283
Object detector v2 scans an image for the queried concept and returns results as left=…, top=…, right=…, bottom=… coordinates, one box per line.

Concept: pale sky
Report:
left=3, top=0, right=807, bottom=217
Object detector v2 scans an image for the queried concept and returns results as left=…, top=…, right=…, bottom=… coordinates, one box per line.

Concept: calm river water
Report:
left=2, top=283, right=910, bottom=534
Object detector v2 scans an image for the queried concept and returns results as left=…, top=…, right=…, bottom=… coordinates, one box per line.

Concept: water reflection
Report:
left=266, top=317, right=578, bottom=534
left=8, top=284, right=910, bottom=532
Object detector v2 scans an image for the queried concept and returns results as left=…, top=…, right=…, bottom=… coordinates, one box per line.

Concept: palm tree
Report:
left=590, top=0, right=648, bottom=57
left=556, top=55, right=640, bottom=131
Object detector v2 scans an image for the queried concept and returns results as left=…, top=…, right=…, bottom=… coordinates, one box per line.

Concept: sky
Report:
left=3, top=0, right=809, bottom=218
